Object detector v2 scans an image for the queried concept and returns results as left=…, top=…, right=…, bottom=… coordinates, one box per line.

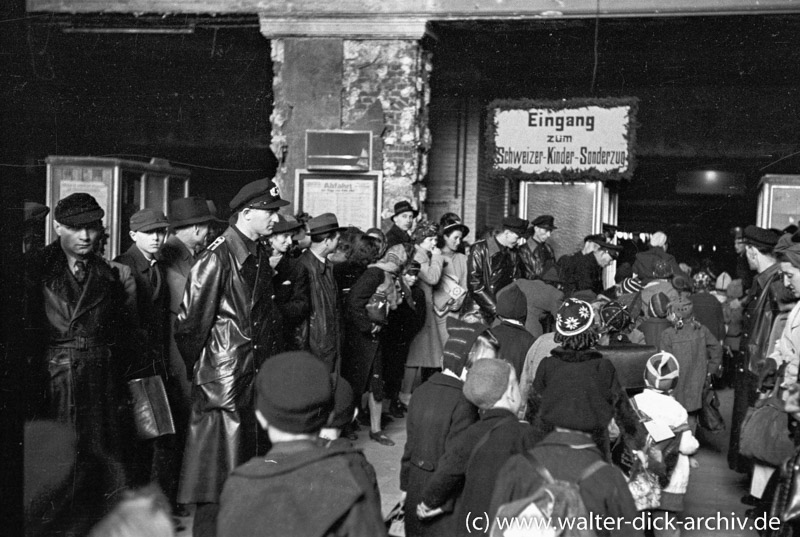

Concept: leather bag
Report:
left=128, top=376, right=175, bottom=440
left=365, top=273, right=396, bottom=324
left=699, top=375, right=726, bottom=433
left=433, top=273, right=467, bottom=316
left=740, top=364, right=794, bottom=467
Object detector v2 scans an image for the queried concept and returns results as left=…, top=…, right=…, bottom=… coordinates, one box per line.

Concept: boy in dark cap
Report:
left=23, top=192, right=130, bottom=519
left=401, top=317, right=489, bottom=537
left=467, top=216, right=526, bottom=323
left=493, top=283, right=536, bottom=378
left=174, top=178, right=287, bottom=537
left=519, top=214, right=557, bottom=279
left=417, top=359, right=537, bottom=537
left=115, top=209, right=180, bottom=496
left=217, top=352, right=385, bottom=537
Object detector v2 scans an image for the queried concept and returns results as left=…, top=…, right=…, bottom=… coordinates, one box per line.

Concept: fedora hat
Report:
left=392, top=200, right=419, bottom=219
left=170, top=197, right=224, bottom=228
left=307, top=213, right=347, bottom=236
left=272, top=214, right=304, bottom=235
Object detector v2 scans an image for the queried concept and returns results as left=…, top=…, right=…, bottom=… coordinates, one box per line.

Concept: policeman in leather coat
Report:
left=174, top=178, right=285, bottom=537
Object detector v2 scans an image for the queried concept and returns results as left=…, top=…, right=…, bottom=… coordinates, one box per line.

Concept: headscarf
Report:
left=774, top=232, right=800, bottom=269
left=368, top=243, right=410, bottom=275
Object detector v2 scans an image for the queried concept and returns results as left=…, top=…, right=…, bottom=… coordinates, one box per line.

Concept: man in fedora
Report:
left=297, top=212, right=347, bottom=373
left=174, top=178, right=286, bottom=537
left=386, top=200, right=418, bottom=248
left=519, top=214, right=557, bottom=280
left=160, top=196, right=224, bottom=516
left=467, top=216, right=527, bottom=323
left=23, top=192, right=130, bottom=516
left=268, top=215, right=310, bottom=350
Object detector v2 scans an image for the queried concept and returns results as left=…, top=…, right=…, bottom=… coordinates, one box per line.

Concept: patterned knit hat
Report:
left=693, top=271, right=712, bottom=292
left=442, top=317, right=491, bottom=375
left=620, top=276, right=643, bottom=294
left=670, top=296, right=694, bottom=319
left=649, top=292, right=671, bottom=318
left=599, top=301, right=631, bottom=332
left=645, top=352, right=680, bottom=392
left=556, top=298, right=595, bottom=337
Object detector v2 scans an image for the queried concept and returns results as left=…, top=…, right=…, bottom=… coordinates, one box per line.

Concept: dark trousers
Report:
left=729, top=358, right=758, bottom=473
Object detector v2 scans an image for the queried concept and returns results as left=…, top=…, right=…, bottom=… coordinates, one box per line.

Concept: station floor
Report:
left=177, top=387, right=764, bottom=536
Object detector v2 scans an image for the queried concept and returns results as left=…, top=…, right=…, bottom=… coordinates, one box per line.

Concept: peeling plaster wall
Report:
left=342, top=40, right=431, bottom=223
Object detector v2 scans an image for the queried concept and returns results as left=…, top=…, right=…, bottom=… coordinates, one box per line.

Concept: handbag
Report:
left=740, top=363, right=795, bottom=467
left=365, top=273, right=396, bottom=324
left=699, top=375, right=726, bottom=433
left=384, top=498, right=405, bottom=537
left=433, top=273, right=467, bottom=316
left=128, top=376, right=175, bottom=440
left=770, top=446, right=800, bottom=528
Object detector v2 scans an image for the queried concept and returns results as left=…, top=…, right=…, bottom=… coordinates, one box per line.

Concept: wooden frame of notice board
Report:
left=294, top=170, right=383, bottom=231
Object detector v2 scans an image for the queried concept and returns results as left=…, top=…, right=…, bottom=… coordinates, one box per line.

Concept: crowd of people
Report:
left=20, top=177, right=800, bottom=537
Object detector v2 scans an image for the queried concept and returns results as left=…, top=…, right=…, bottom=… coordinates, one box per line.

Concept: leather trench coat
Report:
left=174, top=226, right=282, bottom=504
left=466, top=236, right=520, bottom=321
left=23, top=241, right=130, bottom=490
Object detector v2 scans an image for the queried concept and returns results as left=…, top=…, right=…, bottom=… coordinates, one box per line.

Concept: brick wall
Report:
left=342, top=40, right=431, bottom=225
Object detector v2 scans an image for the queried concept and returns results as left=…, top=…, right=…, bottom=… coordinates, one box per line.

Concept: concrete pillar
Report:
left=265, top=27, right=431, bottom=228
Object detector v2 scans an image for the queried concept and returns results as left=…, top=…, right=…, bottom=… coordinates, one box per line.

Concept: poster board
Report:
left=487, top=97, right=638, bottom=182
left=294, top=171, right=382, bottom=231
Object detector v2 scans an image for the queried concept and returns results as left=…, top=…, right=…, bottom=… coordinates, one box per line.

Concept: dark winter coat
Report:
left=23, top=241, right=130, bottom=498
left=174, top=225, right=282, bottom=504
left=490, top=430, right=641, bottom=537
left=343, top=266, right=391, bottom=401
left=467, top=236, right=521, bottom=322
left=297, top=249, right=342, bottom=373
left=115, top=244, right=170, bottom=378
left=519, top=237, right=556, bottom=280
left=529, top=348, right=646, bottom=456
left=386, top=223, right=412, bottom=248
left=421, top=408, right=538, bottom=537
left=632, top=246, right=684, bottom=284
left=218, top=439, right=386, bottom=537
left=559, top=252, right=602, bottom=297
left=401, top=372, right=479, bottom=537
left=273, top=253, right=311, bottom=350
left=492, top=321, right=536, bottom=379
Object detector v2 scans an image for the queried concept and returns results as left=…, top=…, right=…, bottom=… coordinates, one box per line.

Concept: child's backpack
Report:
left=490, top=451, right=605, bottom=537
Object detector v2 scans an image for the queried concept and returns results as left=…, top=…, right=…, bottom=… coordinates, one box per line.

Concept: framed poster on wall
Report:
left=294, top=170, right=382, bottom=231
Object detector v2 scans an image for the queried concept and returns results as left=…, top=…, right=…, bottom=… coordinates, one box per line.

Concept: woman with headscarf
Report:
left=432, top=213, right=470, bottom=343
left=400, top=221, right=444, bottom=404
left=343, top=242, right=415, bottom=446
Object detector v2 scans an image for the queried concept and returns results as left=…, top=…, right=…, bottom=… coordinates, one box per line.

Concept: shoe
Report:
left=389, top=400, right=406, bottom=418
left=173, top=517, right=186, bottom=532
left=741, top=495, right=758, bottom=506
left=369, top=430, right=395, bottom=446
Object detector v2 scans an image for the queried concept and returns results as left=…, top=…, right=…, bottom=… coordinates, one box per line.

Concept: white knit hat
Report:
left=645, top=352, right=680, bottom=392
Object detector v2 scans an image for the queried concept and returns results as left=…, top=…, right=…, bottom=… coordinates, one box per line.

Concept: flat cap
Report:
left=130, top=209, right=169, bottom=232
left=531, top=215, right=557, bottom=230
left=229, top=178, right=289, bottom=212
left=743, top=225, right=779, bottom=249
left=501, top=215, right=528, bottom=235
left=54, top=193, right=104, bottom=227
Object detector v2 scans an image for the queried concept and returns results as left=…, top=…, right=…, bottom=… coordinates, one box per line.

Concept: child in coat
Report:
left=633, top=352, right=699, bottom=537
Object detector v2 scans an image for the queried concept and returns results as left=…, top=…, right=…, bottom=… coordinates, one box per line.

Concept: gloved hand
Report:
left=757, top=357, right=779, bottom=389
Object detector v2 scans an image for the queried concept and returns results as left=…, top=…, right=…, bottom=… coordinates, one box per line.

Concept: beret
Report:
left=256, top=352, right=333, bottom=434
